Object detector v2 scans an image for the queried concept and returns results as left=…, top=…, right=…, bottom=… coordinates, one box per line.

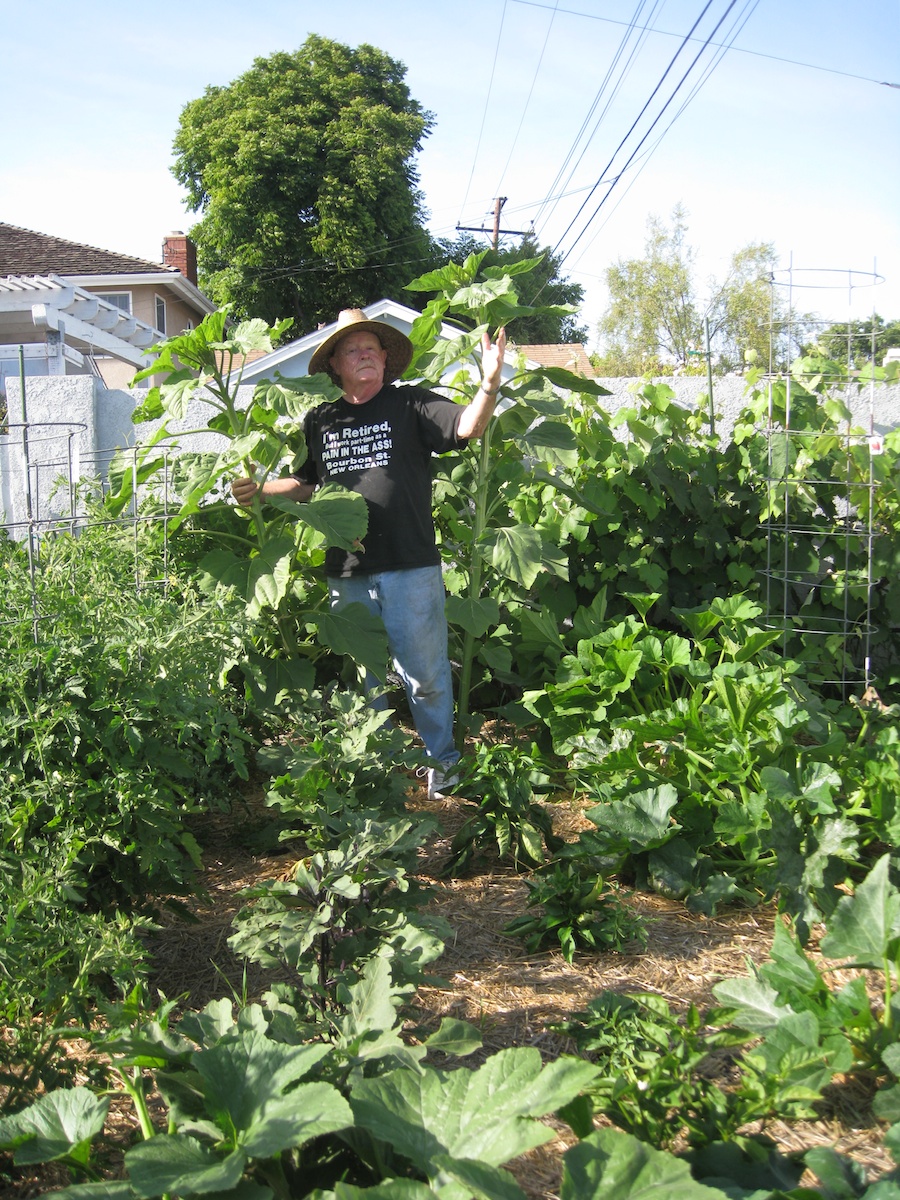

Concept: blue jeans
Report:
left=327, top=565, right=459, bottom=769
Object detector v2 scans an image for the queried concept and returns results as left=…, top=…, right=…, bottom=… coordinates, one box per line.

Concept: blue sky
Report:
left=4, top=0, right=898, bottom=350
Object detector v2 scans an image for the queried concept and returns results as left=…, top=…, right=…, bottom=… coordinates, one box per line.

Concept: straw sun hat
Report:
left=308, top=309, right=413, bottom=384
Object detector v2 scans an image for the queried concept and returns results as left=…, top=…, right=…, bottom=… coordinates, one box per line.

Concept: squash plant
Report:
left=0, top=982, right=599, bottom=1200
left=525, top=592, right=900, bottom=927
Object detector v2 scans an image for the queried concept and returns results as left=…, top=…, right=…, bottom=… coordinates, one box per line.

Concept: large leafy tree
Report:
left=172, top=36, right=435, bottom=327
left=706, top=242, right=779, bottom=372
left=813, top=315, right=900, bottom=367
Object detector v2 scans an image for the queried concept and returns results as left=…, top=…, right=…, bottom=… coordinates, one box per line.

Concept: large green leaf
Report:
left=711, top=974, right=796, bottom=1034
left=515, top=421, right=579, bottom=470
left=126, top=1134, right=245, bottom=1197
left=199, top=548, right=253, bottom=593
left=104, top=424, right=172, bottom=516
left=198, top=537, right=295, bottom=615
left=239, top=1081, right=352, bottom=1159
left=40, top=1184, right=139, bottom=1200
left=449, top=280, right=516, bottom=311
left=484, top=524, right=545, bottom=589
left=350, top=1049, right=598, bottom=1185
left=424, top=1019, right=483, bottom=1058
left=431, top=1153, right=527, bottom=1200
left=193, top=1033, right=334, bottom=1134
left=333, top=955, right=412, bottom=1065
left=406, top=257, right=485, bottom=294
left=586, top=784, right=680, bottom=852
left=0, top=1087, right=108, bottom=1166
left=750, top=1011, right=852, bottom=1093
left=759, top=762, right=842, bottom=815
left=560, top=1128, right=728, bottom=1199
left=414, top=329, right=484, bottom=384
left=269, top=484, right=368, bottom=553
left=313, top=602, right=390, bottom=683
left=253, top=372, right=342, bottom=415
left=527, top=366, right=611, bottom=397
left=329, top=1181, right=439, bottom=1199
left=803, top=1146, right=870, bottom=1199
left=820, top=854, right=900, bottom=967
left=757, top=918, right=822, bottom=997
left=160, top=371, right=201, bottom=421
left=228, top=317, right=292, bottom=356
left=445, top=594, right=500, bottom=638
left=247, top=537, right=296, bottom=615
left=240, top=651, right=316, bottom=710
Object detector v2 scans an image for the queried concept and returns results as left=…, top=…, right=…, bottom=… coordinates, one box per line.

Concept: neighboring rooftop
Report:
left=516, top=343, right=596, bottom=377
left=0, top=221, right=177, bottom=277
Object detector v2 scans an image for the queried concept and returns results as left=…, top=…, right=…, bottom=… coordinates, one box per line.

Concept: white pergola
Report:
left=0, top=273, right=158, bottom=373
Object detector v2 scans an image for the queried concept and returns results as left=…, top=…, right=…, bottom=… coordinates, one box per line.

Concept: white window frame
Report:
left=154, top=294, right=167, bottom=335
left=95, top=291, right=133, bottom=314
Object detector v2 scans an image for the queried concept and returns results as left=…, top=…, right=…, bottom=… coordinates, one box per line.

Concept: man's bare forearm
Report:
left=232, top=474, right=315, bottom=507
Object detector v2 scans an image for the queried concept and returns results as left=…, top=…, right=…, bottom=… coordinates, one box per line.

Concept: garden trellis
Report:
left=0, top=411, right=178, bottom=649
left=761, top=265, right=888, bottom=696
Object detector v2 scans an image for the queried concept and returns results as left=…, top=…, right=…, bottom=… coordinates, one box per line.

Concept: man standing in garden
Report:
left=232, top=309, right=506, bottom=800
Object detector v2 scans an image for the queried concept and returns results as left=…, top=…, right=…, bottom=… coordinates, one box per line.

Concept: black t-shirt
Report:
left=294, top=383, right=466, bottom=577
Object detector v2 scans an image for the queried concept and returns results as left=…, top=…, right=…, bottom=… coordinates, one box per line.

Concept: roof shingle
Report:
left=515, top=343, right=596, bottom=377
left=0, top=221, right=173, bottom=277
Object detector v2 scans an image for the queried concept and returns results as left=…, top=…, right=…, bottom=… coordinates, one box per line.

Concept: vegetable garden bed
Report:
left=6, top=777, right=888, bottom=1200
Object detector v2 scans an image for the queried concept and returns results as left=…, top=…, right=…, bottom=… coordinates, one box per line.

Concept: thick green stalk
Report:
left=214, top=378, right=298, bottom=656
left=116, top=1066, right=157, bottom=1142
left=456, top=422, right=493, bottom=742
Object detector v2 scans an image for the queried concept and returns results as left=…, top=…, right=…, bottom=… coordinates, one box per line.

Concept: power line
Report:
left=550, top=0, right=729, bottom=263
left=562, top=0, right=759, bottom=270
left=534, top=0, right=665, bottom=230
left=492, top=0, right=560, bottom=201
left=457, top=0, right=509, bottom=224
left=511, top=0, right=900, bottom=88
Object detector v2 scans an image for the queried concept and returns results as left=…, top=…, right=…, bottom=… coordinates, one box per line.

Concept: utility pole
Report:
left=456, top=197, right=532, bottom=252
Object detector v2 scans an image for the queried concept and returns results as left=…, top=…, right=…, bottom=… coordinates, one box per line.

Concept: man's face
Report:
left=330, top=331, right=387, bottom=390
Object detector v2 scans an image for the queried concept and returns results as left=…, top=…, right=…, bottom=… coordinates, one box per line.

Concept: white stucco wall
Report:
left=1, top=376, right=97, bottom=533
left=2, top=372, right=899, bottom=538
left=593, top=374, right=900, bottom=442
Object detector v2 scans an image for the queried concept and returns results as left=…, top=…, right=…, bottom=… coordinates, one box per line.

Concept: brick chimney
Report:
left=162, top=231, right=198, bottom=285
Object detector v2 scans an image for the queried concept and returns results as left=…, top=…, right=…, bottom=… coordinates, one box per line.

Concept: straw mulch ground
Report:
left=3, top=777, right=892, bottom=1199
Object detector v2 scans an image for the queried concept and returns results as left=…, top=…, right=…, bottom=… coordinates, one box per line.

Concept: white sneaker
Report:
left=417, top=765, right=460, bottom=800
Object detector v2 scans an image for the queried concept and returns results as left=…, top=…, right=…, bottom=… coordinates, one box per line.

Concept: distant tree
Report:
left=433, top=232, right=588, bottom=344
left=812, top=315, right=900, bottom=367
left=595, top=205, right=701, bottom=375
left=706, top=242, right=779, bottom=371
left=594, top=209, right=806, bottom=376
left=172, top=36, right=435, bottom=328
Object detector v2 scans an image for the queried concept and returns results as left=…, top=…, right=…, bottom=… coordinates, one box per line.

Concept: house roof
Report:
left=0, top=222, right=216, bottom=316
left=0, top=221, right=170, bottom=277
left=514, top=343, right=596, bottom=377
